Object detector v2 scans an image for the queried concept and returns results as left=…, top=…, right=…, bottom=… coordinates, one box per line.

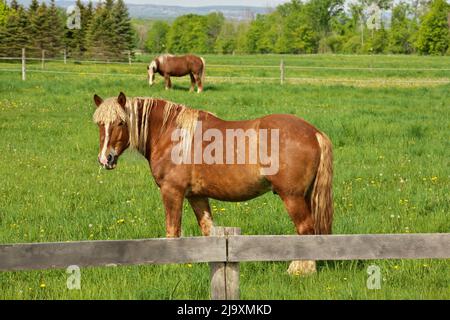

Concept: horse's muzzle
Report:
left=98, top=152, right=117, bottom=170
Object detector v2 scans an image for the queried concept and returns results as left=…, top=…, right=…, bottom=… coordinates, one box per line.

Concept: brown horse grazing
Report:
left=93, top=92, right=333, bottom=275
left=147, top=54, right=205, bottom=93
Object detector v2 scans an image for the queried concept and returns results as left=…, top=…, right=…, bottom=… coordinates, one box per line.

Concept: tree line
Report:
left=0, top=0, right=448, bottom=58
left=0, top=0, right=134, bottom=59
left=146, top=0, right=450, bottom=55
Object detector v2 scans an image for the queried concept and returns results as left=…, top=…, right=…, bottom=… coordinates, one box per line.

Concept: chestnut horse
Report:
left=147, top=54, right=205, bottom=93
left=93, top=92, right=333, bottom=275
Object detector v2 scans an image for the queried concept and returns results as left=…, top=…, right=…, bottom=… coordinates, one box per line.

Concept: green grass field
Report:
left=0, top=54, right=449, bottom=299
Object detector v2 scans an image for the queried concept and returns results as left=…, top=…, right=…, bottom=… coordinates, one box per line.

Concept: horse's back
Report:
left=259, top=114, right=319, bottom=135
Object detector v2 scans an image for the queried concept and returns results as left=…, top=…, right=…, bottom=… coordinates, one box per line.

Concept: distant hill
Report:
left=126, top=4, right=269, bottom=20
left=16, top=1, right=270, bottom=20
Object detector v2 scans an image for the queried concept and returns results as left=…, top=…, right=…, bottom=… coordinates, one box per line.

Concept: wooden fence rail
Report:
left=0, top=228, right=449, bottom=299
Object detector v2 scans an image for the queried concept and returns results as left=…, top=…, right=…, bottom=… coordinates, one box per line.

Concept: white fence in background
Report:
left=1, top=48, right=449, bottom=86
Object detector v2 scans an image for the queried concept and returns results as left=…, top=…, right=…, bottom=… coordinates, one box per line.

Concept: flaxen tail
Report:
left=311, top=132, right=333, bottom=234
left=200, top=57, right=206, bottom=85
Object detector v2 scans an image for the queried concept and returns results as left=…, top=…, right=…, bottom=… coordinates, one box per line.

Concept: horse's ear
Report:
left=93, top=94, right=103, bottom=108
left=117, top=92, right=126, bottom=108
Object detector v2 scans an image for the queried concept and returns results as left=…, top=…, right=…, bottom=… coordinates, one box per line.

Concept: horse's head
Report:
left=93, top=92, right=130, bottom=170
left=147, top=60, right=157, bottom=86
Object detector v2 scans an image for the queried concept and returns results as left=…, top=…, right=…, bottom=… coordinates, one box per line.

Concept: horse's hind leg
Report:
left=188, top=197, right=214, bottom=236
left=189, top=73, right=195, bottom=92
left=194, top=74, right=203, bottom=93
left=279, top=193, right=317, bottom=276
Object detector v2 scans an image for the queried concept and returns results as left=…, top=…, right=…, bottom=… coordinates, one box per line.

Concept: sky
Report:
left=123, top=0, right=290, bottom=7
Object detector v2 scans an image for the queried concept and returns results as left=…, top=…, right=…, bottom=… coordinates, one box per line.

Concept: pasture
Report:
left=0, top=54, right=449, bottom=299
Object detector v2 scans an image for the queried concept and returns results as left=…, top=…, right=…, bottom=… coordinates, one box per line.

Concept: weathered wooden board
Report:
left=227, top=233, right=450, bottom=262
left=1, top=233, right=449, bottom=272
left=0, top=237, right=226, bottom=271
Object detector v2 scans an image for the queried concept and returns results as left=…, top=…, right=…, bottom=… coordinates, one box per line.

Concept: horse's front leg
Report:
left=188, top=197, right=213, bottom=236
left=189, top=73, right=195, bottom=92
left=164, top=74, right=171, bottom=90
left=160, top=184, right=184, bottom=237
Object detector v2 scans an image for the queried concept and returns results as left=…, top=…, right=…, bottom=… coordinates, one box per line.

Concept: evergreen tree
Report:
left=9, top=0, right=19, bottom=11
left=0, top=0, right=9, bottom=26
left=46, top=0, right=64, bottom=55
left=31, top=2, right=50, bottom=51
left=86, top=1, right=117, bottom=59
left=0, top=3, right=30, bottom=56
left=29, top=0, right=39, bottom=15
left=113, top=0, right=134, bottom=53
left=65, top=0, right=94, bottom=58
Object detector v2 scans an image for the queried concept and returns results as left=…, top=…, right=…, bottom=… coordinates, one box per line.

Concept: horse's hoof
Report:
left=287, top=260, right=316, bottom=276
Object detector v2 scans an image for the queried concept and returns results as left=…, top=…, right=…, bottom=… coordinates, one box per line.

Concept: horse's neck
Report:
left=140, top=98, right=174, bottom=159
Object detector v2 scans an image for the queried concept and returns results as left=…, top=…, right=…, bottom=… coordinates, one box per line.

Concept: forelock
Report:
left=92, top=98, right=127, bottom=124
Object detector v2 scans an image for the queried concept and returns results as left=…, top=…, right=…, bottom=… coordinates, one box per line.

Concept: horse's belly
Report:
left=189, top=165, right=271, bottom=201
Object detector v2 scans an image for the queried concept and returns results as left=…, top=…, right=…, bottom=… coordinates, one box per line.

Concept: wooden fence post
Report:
left=41, top=50, right=45, bottom=69
left=128, top=51, right=131, bottom=65
left=21, top=48, right=26, bottom=81
left=210, top=227, right=240, bottom=300
left=64, top=48, right=67, bottom=64
left=280, top=59, right=285, bottom=85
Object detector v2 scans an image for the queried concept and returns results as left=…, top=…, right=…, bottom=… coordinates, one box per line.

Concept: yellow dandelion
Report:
left=187, top=263, right=193, bottom=268
left=431, top=176, right=438, bottom=182
left=116, top=219, right=125, bottom=224
left=40, top=283, right=46, bottom=288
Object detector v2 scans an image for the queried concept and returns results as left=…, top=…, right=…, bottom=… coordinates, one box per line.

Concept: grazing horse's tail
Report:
left=200, top=57, right=206, bottom=84
left=310, top=132, right=333, bottom=235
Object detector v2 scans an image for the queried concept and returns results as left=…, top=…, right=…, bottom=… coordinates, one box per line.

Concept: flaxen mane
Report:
left=93, top=97, right=199, bottom=156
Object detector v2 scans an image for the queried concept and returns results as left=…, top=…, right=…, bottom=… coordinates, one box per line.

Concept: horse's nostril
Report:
left=107, top=154, right=112, bottom=162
